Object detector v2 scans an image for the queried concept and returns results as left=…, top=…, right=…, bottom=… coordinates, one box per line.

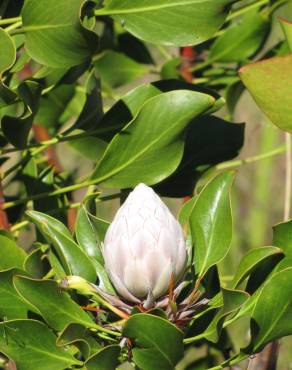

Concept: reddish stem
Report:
left=180, top=47, right=196, bottom=82
left=0, top=177, right=10, bottom=230
left=32, top=124, right=63, bottom=174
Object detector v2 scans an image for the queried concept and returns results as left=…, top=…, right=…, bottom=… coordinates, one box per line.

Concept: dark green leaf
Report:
left=118, top=32, right=154, bottom=64
left=85, top=345, right=120, bottom=370
left=24, top=246, right=50, bottom=279
left=2, top=80, right=41, bottom=148
left=154, top=116, right=244, bottom=197
left=123, top=314, right=184, bottom=370
left=57, top=323, right=101, bottom=360
left=190, top=172, right=234, bottom=277
left=34, top=85, right=75, bottom=128
left=73, top=71, right=103, bottom=131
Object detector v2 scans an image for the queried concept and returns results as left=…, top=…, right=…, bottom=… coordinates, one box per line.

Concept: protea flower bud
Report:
left=103, top=183, right=187, bottom=304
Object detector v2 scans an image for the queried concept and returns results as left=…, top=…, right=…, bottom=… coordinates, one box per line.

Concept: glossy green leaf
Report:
left=0, top=235, right=26, bottom=270
left=85, top=345, right=120, bottom=370
left=14, top=276, right=98, bottom=332
left=280, top=18, right=292, bottom=51
left=250, top=268, right=292, bottom=351
left=27, top=211, right=97, bottom=282
left=75, top=196, right=114, bottom=293
left=190, top=172, right=234, bottom=277
left=209, top=10, right=270, bottom=63
left=123, top=314, right=184, bottom=370
left=96, top=0, right=234, bottom=47
left=0, top=270, right=33, bottom=320
left=91, top=90, right=215, bottom=188
left=239, top=54, right=292, bottom=133
left=232, top=246, right=283, bottom=288
left=75, top=202, right=107, bottom=265
left=94, top=51, right=149, bottom=88
left=0, top=319, right=82, bottom=370
left=0, top=28, right=16, bottom=74
left=22, top=0, right=98, bottom=67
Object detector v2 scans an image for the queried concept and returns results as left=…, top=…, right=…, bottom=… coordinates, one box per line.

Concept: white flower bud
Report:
left=103, top=183, right=187, bottom=303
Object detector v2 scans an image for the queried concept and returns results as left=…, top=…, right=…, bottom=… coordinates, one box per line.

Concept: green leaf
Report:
left=68, top=135, right=107, bottom=161
left=198, top=288, right=249, bottom=343
left=0, top=270, right=33, bottom=320
left=232, top=246, right=283, bottom=288
left=0, top=235, right=26, bottom=270
left=22, top=0, right=98, bottom=67
left=272, top=220, right=292, bottom=271
left=34, top=84, right=75, bottom=128
left=209, top=10, right=270, bottom=63
left=2, top=80, right=41, bottom=148
left=94, top=51, right=149, bottom=88
left=250, top=268, right=292, bottom=351
left=239, top=54, right=292, bottom=133
left=118, top=32, right=154, bottom=65
left=154, top=115, right=244, bottom=197
left=75, top=196, right=114, bottom=293
left=91, top=90, right=215, bottom=188
left=73, top=71, right=103, bottom=131
left=96, top=0, right=234, bottom=47
left=0, top=319, right=82, bottom=370
left=27, top=211, right=97, bottom=282
left=13, top=276, right=98, bottom=332
left=0, top=28, right=16, bottom=75
left=57, top=323, right=101, bottom=360
left=123, top=314, right=184, bottom=370
left=75, top=202, right=106, bottom=264
left=24, top=246, right=49, bottom=279
left=190, top=172, right=234, bottom=277
left=85, top=345, right=120, bottom=370
left=96, top=79, right=223, bottom=143
left=280, top=18, right=292, bottom=51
